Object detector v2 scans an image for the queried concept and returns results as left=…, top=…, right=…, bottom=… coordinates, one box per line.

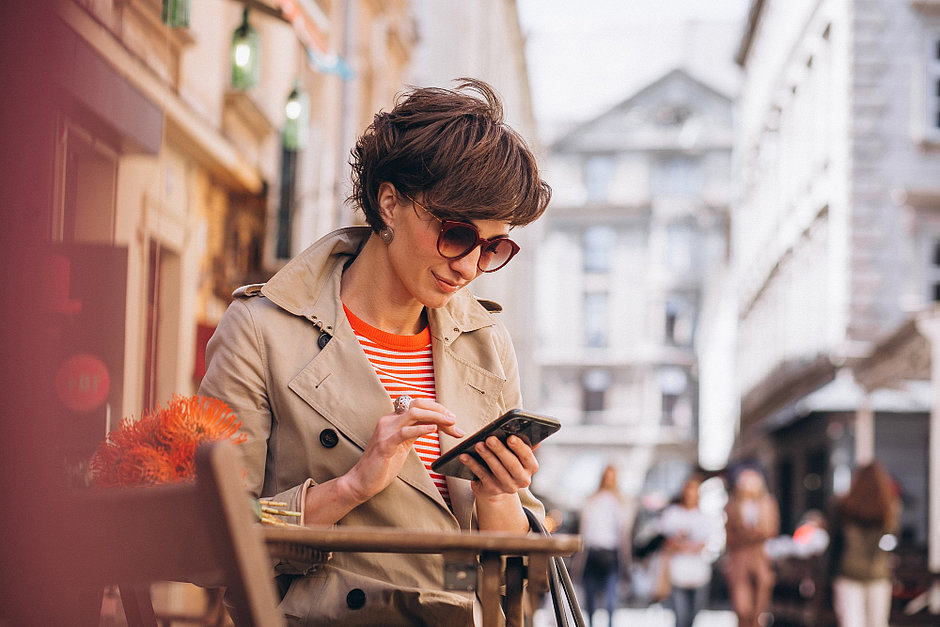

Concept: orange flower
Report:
left=90, top=394, right=246, bottom=487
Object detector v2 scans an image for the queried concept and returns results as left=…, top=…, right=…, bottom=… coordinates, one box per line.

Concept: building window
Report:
left=661, top=393, right=678, bottom=425
left=651, top=155, right=702, bottom=197
left=665, top=294, right=693, bottom=345
left=923, top=31, right=940, bottom=139
left=583, top=155, right=614, bottom=202
left=665, top=299, right=679, bottom=343
left=276, top=146, right=299, bottom=259
left=665, top=222, right=695, bottom=271
left=658, top=367, right=687, bottom=426
left=927, top=34, right=940, bottom=135
left=54, top=120, right=117, bottom=244
left=582, top=369, right=611, bottom=425
left=584, top=291, right=608, bottom=347
left=583, top=225, right=616, bottom=273
left=929, top=237, right=940, bottom=301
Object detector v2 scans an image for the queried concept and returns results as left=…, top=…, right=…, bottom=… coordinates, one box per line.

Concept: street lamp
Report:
left=282, top=81, right=310, bottom=151
left=231, top=8, right=260, bottom=90
left=161, top=0, right=190, bottom=28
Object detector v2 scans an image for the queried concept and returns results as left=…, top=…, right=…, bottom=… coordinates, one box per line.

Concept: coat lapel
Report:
left=431, top=301, right=508, bottom=528
left=287, top=323, right=450, bottom=510
left=283, top=263, right=449, bottom=511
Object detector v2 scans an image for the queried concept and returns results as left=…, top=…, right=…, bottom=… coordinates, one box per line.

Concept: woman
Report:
left=723, top=467, right=779, bottom=627
left=829, top=461, right=900, bottom=627
left=199, top=79, right=551, bottom=625
left=660, top=474, right=718, bottom=627
left=578, top=464, right=627, bottom=626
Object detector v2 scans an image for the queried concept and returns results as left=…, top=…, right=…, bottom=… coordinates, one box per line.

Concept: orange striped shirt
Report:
left=344, top=304, right=451, bottom=507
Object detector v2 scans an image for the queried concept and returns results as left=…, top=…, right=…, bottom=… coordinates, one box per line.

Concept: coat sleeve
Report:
left=200, top=300, right=324, bottom=576
left=198, top=298, right=275, bottom=499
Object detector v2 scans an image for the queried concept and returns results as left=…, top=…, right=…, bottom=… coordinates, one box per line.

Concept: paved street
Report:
left=533, top=605, right=737, bottom=627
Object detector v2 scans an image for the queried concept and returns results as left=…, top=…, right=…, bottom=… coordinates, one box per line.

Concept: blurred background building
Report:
left=529, top=69, right=733, bottom=527
left=731, top=0, right=940, bottom=607
left=44, top=0, right=418, bottom=472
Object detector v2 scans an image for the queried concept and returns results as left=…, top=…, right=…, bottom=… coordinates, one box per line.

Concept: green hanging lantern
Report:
left=282, top=81, right=310, bottom=151
left=231, top=9, right=260, bottom=90
left=161, top=0, right=190, bottom=29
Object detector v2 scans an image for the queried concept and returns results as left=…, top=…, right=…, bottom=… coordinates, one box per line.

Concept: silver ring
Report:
left=394, top=395, right=413, bottom=414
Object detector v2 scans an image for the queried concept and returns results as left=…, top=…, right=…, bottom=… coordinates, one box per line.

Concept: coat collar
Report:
left=262, top=226, right=498, bottom=341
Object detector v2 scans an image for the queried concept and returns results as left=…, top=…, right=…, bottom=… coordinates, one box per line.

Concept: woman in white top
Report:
left=579, top=464, right=628, bottom=626
left=660, top=474, right=718, bottom=627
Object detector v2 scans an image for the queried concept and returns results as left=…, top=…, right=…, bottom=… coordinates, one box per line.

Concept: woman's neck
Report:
left=341, top=234, right=427, bottom=335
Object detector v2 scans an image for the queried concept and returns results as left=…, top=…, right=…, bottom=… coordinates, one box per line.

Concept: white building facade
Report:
left=733, top=0, right=940, bottom=611
left=530, top=70, right=734, bottom=515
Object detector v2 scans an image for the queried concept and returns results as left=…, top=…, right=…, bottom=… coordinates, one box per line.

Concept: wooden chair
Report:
left=59, top=442, right=285, bottom=627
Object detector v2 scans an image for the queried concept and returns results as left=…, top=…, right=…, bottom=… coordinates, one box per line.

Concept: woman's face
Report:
left=681, top=479, right=701, bottom=508
left=736, top=469, right=764, bottom=499
left=385, top=188, right=511, bottom=309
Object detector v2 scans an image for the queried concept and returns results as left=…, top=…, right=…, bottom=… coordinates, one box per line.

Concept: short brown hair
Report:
left=349, top=78, right=551, bottom=232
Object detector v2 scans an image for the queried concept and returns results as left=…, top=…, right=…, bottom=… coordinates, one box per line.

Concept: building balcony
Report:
left=545, top=411, right=695, bottom=446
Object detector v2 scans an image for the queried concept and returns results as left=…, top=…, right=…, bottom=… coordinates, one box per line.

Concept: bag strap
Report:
left=523, top=508, right=586, bottom=627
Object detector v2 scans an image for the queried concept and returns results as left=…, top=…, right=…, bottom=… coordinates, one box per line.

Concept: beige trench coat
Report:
left=199, top=226, right=545, bottom=626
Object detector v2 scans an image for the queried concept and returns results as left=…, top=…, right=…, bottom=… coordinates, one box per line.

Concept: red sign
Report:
left=55, top=353, right=111, bottom=412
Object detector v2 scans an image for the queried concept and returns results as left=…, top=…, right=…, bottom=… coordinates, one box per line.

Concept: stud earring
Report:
left=379, top=227, right=394, bottom=244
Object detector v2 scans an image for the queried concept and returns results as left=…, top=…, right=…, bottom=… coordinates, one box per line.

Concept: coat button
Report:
left=346, top=588, right=366, bottom=609
left=317, top=332, right=331, bottom=349
left=319, top=429, right=338, bottom=448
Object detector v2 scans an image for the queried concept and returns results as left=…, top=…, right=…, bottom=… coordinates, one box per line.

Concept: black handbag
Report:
left=524, top=508, right=587, bottom=627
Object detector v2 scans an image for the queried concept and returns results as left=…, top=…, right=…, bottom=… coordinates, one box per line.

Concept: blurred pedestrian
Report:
left=723, top=467, right=779, bottom=627
left=579, top=464, right=628, bottom=626
left=828, top=461, right=901, bottom=627
left=660, top=474, right=720, bottom=627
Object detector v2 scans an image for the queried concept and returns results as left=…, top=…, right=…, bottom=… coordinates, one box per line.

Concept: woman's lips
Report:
left=433, top=273, right=461, bottom=293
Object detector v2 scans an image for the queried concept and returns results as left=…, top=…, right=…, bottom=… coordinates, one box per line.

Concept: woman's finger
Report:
left=393, top=402, right=465, bottom=437
left=484, top=436, right=532, bottom=479
left=397, top=423, right=438, bottom=443
left=459, top=452, right=493, bottom=482
left=505, top=435, right=539, bottom=473
left=473, top=438, right=519, bottom=487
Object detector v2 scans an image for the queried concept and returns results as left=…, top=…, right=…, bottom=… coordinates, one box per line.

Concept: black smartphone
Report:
left=431, top=409, right=561, bottom=480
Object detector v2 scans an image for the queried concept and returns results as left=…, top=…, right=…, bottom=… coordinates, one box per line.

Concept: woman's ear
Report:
left=376, top=182, right=399, bottom=226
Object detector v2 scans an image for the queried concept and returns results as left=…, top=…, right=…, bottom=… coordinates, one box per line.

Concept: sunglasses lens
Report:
left=437, top=221, right=518, bottom=271
left=439, top=223, right=479, bottom=258
left=478, top=239, right=516, bottom=271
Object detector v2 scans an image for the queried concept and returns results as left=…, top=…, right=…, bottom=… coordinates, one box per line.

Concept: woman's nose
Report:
left=450, top=246, right=482, bottom=279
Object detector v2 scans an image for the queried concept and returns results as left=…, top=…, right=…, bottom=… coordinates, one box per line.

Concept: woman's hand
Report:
left=458, top=434, right=539, bottom=532
left=340, top=398, right=464, bottom=504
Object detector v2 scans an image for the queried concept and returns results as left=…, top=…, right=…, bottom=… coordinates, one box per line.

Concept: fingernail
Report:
left=454, top=427, right=466, bottom=436
left=447, top=410, right=457, bottom=419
